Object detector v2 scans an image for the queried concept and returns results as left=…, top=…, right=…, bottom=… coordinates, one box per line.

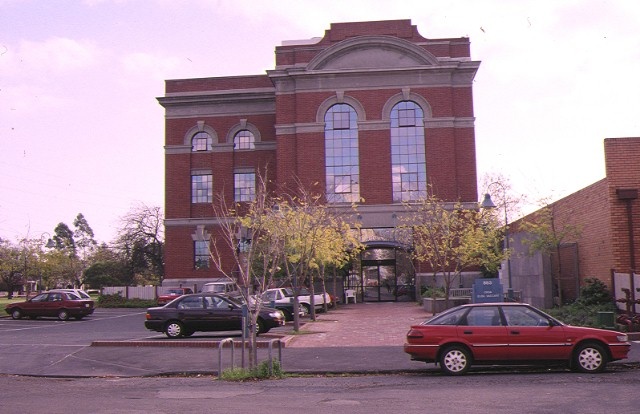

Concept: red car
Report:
left=404, top=302, right=630, bottom=375
left=5, top=291, right=94, bottom=321
left=157, top=287, right=193, bottom=305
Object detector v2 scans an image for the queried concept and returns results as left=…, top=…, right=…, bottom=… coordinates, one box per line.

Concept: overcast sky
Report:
left=2, top=0, right=639, bottom=244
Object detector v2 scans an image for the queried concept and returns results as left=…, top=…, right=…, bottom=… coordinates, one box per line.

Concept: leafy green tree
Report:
left=292, top=200, right=362, bottom=316
left=267, top=188, right=362, bottom=325
left=53, top=222, right=76, bottom=254
left=73, top=213, right=97, bottom=259
left=460, top=209, right=506, bottom=277
left=209, top=174, right=362, bottom=367
left=0, top=239, right=23, bottom=297
left=50, top=214, right=99, bottom=287
left=44, top=248, right=79, bottom=288
left=84, top=261, right=128, bottom=288
left=400, top=194, right=506, bottom=311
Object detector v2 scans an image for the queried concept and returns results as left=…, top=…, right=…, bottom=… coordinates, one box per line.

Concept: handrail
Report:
left=449, top=288, right=472, bottom=298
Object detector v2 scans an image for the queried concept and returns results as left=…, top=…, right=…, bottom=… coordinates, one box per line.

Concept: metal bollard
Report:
left=266, top=338, right=283, bottom=375
left=218, top=338, right=234, bottom=379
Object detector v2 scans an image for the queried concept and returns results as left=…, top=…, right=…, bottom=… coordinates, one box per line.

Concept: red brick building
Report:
left=510, top=137, right=640, bottom=309
left=158, top=20, right=481, bottom=298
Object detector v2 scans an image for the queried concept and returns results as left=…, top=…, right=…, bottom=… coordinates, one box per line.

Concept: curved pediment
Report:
left=307, top=36, right=439, bottom=71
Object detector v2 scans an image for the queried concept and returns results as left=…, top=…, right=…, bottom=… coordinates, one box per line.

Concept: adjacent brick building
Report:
left=158, top=20, right=481, bottom=299
left=510, top=137, right=640, bottom=309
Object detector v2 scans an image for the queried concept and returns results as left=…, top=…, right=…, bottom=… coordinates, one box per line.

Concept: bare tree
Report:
left=209, top=175, right=284, bottom=369
left=114, top=203, right=164, bottom=284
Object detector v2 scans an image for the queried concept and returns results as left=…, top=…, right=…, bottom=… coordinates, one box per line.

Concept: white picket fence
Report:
left=101, top=286, right=159, bottom=300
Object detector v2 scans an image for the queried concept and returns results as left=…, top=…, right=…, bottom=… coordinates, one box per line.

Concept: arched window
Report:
left=325, top=104, right=359, bottom=203
left=233, top=130, right=255, bottom=150
left=191, top=131, right=212, bottom=152
left=390, top=101, right=426, bottom=202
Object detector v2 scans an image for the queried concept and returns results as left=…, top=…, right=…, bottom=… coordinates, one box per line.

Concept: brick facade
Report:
left=158, top=20, right=480, bottom=288
left=605, top=138, right=640, bottom=272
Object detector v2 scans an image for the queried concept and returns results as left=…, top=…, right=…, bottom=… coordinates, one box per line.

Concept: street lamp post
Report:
left=481, top=183, right=513, bottom=298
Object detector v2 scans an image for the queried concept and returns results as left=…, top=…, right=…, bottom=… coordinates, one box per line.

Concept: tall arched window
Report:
left=191, top=131, right=212, bottom=151
left=390, top=101, right=426, bottom=202
left=325, top=104, right=360, bottom=203
left=233, top=130, right=255, bottom=150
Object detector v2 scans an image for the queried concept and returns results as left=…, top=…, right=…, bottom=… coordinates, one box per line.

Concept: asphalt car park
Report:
left=0, top=303, right=639, bottom=378
left=0, top=308, right=149, bottom=345
left=0, top=307, right=290, bottom=345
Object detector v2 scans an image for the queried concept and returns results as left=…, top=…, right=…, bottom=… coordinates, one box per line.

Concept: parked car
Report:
left=5, top=291, right=95, bottom=321
left=50, top=288, right=92, bottom=299
left=404, top=302, right=630, bottom=375
left=201, top=280, right=239, bottom=295
left=144, top=293, right=285, bottom=338
left=249, top=293, right=303, bottom=321
left=262, top=287, right=331, bottom=314
left=157, top=287, right=193, bottom=305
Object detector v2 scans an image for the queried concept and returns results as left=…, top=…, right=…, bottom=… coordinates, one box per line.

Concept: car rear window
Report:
left=424, top=307, right=467, bottom=325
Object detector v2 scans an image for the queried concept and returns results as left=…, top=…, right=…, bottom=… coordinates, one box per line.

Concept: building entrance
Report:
left=347, top=240, right=414, bottom=302
left=362, top=260, right=397, bottom=302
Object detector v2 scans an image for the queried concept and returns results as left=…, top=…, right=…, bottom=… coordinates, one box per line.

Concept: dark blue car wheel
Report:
left=10, top=308, right=22, bottom=320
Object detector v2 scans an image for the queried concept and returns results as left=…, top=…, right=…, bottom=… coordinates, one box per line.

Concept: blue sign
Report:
left=472, top=278, right=504, bottom=303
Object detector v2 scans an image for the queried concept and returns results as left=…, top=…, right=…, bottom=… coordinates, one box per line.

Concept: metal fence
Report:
left=101, top=286, right=158, bottom=300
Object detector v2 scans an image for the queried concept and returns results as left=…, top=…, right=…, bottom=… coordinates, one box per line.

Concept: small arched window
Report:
left=233, top=130, right=255, bottom=150
left=390, top=101, right=426, bottom=202
left=191, top=131, right=212, bottom=152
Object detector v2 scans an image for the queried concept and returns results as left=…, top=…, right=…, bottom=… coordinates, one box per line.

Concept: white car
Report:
left=50, top=288, right=92, bottom=299
left=261, top=287, right=331, bottom=314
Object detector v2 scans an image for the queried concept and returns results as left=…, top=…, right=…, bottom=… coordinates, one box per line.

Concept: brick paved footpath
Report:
left=286, top=302, right=430, bottom=348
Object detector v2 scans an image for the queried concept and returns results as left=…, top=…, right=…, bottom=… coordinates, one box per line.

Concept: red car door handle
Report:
left=463, top=331, right=473, bottom=335
left=510, top=331, right=520, bottom=335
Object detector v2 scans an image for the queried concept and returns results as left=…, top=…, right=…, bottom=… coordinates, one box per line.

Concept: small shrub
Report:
left=546, top=278, right=616, bottom=327
left=220, top=359, right=283, bottom=381
left=220, top=367, right=253, bottom=381
left=257, top=359, right=283, bottom=378
left=576, top=277, right=612, bottom=306
left=97, top=293, right=125, bottom=306
left=420, top=286, right=446, bottom=299
left=546, top=302, right=616, bottom=327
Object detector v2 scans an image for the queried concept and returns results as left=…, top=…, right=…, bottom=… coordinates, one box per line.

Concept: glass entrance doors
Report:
left=362, top=261, right=396, bottom=302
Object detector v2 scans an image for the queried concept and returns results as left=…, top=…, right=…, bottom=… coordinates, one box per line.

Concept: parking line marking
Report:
left=0, top=343, right=86, bottom=347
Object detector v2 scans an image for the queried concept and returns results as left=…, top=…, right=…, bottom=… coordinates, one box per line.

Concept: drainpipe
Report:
left=616, top=188, right=638, bottom=309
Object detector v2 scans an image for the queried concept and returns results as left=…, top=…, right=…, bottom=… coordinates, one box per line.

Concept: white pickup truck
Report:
left=261, top=287, right=331, bottom=315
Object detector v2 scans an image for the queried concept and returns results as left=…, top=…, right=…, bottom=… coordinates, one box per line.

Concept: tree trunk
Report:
left=555, top=246, right=563, bottom=306
left=332, top=266, right=339, bottom=310
left=309, top=269, right=316, bottom=321
left=320, top=265, right=329, bottom=313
